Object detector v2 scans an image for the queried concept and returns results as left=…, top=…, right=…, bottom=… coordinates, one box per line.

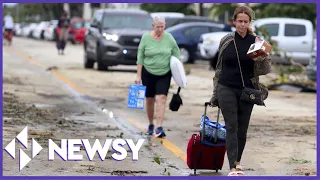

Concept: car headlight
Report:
left=103, top=33, right=119, bottom=41
left=203, top=38, right=214, bottom=45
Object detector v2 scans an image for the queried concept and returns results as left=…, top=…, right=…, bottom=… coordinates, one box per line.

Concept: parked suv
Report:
left=84, top=9, right=153, bottom=70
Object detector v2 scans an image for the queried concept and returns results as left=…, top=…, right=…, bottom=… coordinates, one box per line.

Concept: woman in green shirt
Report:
left=136, top=16, right=180, bottom=138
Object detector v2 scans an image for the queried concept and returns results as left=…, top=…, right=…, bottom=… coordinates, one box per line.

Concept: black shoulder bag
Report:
left=233, top=40, right=264, bottom=106
left=169, top=87, right=183, bottom=111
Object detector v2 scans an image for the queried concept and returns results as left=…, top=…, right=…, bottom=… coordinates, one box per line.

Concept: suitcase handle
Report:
left=202, top=102, right=221, bottom=143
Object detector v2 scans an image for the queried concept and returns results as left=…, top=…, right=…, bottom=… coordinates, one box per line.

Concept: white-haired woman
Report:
left=135, top=16, right=180, bottom=138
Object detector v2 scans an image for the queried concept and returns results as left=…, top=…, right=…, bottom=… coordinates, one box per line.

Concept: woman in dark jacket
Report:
left=209, top=6, right=272, bottom=176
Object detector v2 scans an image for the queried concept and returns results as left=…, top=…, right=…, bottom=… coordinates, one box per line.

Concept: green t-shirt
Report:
left=137, top=31, right=180, bottom=76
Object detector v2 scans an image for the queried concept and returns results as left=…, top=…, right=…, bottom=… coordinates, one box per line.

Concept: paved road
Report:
left=2, top=37, right=317, bottom=176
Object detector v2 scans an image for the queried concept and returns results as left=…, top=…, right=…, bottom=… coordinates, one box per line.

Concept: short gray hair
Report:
left=153, top=16, right=166, bottom=24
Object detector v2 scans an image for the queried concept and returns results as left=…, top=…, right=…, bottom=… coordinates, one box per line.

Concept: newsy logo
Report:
left=4, top=126, right=145, bottom=171
left=4, top=126, right=42, bottom=171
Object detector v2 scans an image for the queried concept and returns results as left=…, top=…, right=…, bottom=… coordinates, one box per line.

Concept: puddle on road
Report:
left=82, top=95, right=125, bottom=104
left=268, top=83, right=317, bottom=93
left=26, top=103, right=56, bottom=109
left=36, top=92, right=69, bottom=99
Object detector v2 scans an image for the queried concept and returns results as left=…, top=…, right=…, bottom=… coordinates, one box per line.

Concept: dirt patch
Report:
left=3, top=91, right=77, bottom=146
left=249, top=116, right=316, bottom=137
left=3, top=77, right=24, bottom=85
left=3, top=92, right=70, bottom=127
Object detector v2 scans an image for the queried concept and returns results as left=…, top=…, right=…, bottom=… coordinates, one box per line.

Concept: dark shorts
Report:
left=142, top=67, right=172, bottom=98
left=4, top=28, right=13, bottom=33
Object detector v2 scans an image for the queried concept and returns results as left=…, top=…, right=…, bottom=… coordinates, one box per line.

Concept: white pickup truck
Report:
left=198, top=17, right=315, bottom=66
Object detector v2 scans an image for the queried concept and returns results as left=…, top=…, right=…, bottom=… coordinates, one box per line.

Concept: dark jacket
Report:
left=210, top=32, right=272, bottom=107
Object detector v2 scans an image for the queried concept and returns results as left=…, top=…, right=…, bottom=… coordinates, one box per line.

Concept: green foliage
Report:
left=209, top=3, right=238, bottom=20
left=140, top=3, right=196, bottom=15
left=3, top=3, right=74, bottom=22
left=209, top=3, right=316, bottom=27
left=252, top=3, right=316, bottom=27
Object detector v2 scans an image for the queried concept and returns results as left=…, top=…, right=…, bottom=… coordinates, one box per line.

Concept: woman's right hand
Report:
left=135, top=76, right=142, bottom=84
left=209, top=95, right=218, bottom=107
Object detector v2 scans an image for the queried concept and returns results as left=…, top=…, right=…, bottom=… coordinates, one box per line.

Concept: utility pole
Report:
left=16, top=4, right=20, bottom=22
left=63, top=3, right=70, bottom=17
left=199, top=3, right=204, bottom=16
left=224, top=10, right=229, bottom=23
left=83, top=3, right=92, bottom=20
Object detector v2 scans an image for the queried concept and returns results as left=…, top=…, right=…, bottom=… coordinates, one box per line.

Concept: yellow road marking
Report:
left=117, top=112, right=187, bottom=161
left=6, top=47, right=188, bottom=162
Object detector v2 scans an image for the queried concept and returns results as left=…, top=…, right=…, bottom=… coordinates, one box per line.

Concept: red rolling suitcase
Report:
left=186, top=102, right=227, bottom=175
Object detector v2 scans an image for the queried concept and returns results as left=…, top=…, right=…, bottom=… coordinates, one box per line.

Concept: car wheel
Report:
left=96, top=45, right=108, bottom=71
left=97, top=61, right=108, bottom=71
left=41, top=31, right=45, bottom=39
left=180, top=47, right=190, bottom=63
left=71, top=38, right=76, bottom=45
left=84, top=51, right=94, bottom=69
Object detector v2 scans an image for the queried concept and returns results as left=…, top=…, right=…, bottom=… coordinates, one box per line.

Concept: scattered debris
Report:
left=153, top=156, right=161, bottom=165
left=288, top=157, right=311, bottom=164
left=111, top=170, right=148, bottom=176
left=46, top=66, right=58, bottom=71
left=3, top=77, right=23, bottom=85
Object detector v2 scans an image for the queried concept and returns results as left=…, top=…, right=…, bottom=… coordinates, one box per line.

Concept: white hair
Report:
left=153, top=16, right=166, bottom=24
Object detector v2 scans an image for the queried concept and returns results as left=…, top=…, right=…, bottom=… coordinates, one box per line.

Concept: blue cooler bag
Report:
left=127, top=84, right=146, bottom=109
left=200, top=114, right=226, bottom=142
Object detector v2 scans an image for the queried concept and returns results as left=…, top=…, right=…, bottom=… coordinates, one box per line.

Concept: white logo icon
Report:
left=4, top=126, right=43, bottom=171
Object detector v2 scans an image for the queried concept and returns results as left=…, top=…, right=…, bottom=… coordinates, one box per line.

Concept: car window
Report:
left=180, top=19, right=198, bottom=23
left=84, top=22, right=90, bottom=28
left=184, top=26, right=210, bottom=41
left=91, top=12, right=103, bottom=25
left=209, top=26, right=224, bottom=32
left=181, top=18, right=211, bottom=23
left=258, top=23, right=279, bottom=36
left=165, top=24, right=182, bottom=32
left=101, top=14, right=152, bottom=30
left=73, top=21, right=84, bottom=28
left=285, top=24, right=306, bottom=37
left=165, top=18, right=181, bottom=28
